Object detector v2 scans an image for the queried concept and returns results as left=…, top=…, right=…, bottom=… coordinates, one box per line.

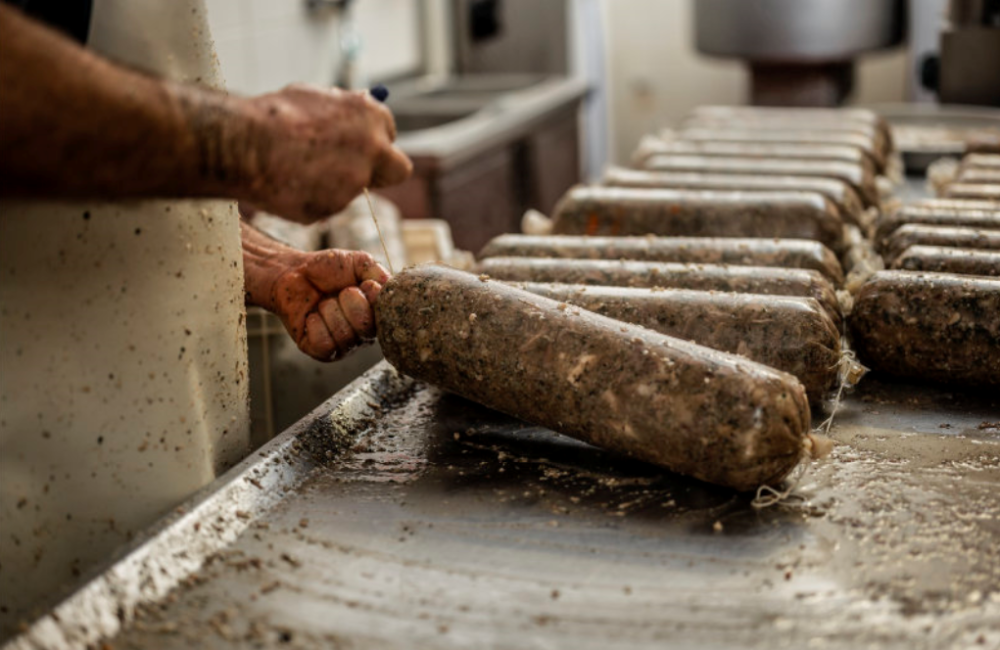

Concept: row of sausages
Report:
left=848, top=154, right=1000, bottom=386
left=934, top=153, right=1000, bottom=202
left=373, top=107, right=997, bottom=493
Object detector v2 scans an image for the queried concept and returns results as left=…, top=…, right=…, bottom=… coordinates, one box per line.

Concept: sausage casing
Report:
left=601, top=167, right=866, bottom=228
left=955, top=168, right=1000, bottom=184
left=672, top=127, right=887, bottom=172
left=903, top=198, right=1000, bottom=211
left=874, top=205, right=1000, bottom=249
left=515, top=283, right=841, bottom=401
left=942, top=183, right=1000, bottom=201
left=550, top=186, right=845, bottom=252
left=478, top=234, right=845, bottom=285
left=375, top=264, right=811, bottom=490
left=632, top=138, right=871, bottom=168
left=477, top=257, right=843, bottom=327
left=892, top=246, right=1000, bottom=277
left=685, top=105, right=892, bottom=148
left=641, top=154, right=879, bottom=207
left=962, top=154, right=1000, bottom=171
left=849, top=271, right=1000, bottom=386
left=883, top=225, right=1000, bottom=264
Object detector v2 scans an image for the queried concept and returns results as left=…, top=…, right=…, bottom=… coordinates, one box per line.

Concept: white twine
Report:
left=752, top=344, right=867, bottom=509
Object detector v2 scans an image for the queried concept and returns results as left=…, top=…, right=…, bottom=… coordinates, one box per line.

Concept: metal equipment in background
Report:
left=694, top=0, right=906, bottom=106
left=937, top=0, right=1000, bottom=105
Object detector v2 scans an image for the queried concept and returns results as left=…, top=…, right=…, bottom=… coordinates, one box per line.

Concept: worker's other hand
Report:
left=240, top=84, right=412, bottom=224
left=256, top=248, right=390, bottom=361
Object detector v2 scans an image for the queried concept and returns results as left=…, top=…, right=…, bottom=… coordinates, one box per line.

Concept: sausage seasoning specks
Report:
left=375, top=264, right=811, bottom=490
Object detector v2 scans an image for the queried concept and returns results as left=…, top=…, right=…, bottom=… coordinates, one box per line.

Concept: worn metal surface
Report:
left=7, top=361, right=997, bottom=650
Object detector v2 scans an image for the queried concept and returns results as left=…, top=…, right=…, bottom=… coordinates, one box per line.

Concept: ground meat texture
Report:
left=883, top=225, right=1000, bottom=264
left=942, top=183, right=1000, bottom=201
left=514, top=283, right=841, bottom=401
left=375, top=264, right=811, bottom=490
left=478, top=235, right=845, bottom=286
left=672, top=127, right=887, bottom=172
left=601, top=167, right=866, bottom=228
left=874, top=206, right=1000, bottom=250
left=848, top=270, right=1000, bottom=386
left=550, top=186, right=845, bottom=252
left=892, top=246, right=1000, bottom=276
left=632, top=138, right=872, bottom=168
left=476, top=257, right=843, bottom=328
left=641, top=155, right=880, bottom=207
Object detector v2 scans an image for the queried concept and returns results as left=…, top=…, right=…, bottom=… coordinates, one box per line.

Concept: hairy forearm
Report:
left=0, top=4, right=252, bottom=199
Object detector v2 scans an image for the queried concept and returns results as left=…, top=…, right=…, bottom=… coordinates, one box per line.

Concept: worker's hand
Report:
left=238, top=84, right=412, bottom=224
left=247, top=243, right=390, bottom=361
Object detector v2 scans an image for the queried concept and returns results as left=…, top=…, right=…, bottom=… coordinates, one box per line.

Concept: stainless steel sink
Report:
left=384, top=73, right=588, bottom=164
left=386, top=74, right=553, bottom=135
left=375, top=73, right=588, bottom=252
left=388, top=73, right=547, bottom=108
left=392, top=111, right=478, bottom=133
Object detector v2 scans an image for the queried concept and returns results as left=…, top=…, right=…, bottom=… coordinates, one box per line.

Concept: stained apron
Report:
left=0, top=0, right=251, bottom=628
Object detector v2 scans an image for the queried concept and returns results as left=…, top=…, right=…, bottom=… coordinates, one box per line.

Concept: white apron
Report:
left=0, top=0, right=250, bottom=628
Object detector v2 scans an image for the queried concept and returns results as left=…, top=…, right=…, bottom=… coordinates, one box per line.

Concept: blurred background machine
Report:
left=936, top=0, right=1000, bottom=105
left=693, top=0, right=906, bottom=106
left=693, top=0, right=999, bottom=108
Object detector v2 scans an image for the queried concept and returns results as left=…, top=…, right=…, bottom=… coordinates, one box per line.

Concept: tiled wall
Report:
left=205, top=0, right=423, bottom=95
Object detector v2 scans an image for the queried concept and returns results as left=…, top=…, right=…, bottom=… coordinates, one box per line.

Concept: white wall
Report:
left=205, top=0, right=423, bottom=95
left=603, top=0, right=908, bottom=164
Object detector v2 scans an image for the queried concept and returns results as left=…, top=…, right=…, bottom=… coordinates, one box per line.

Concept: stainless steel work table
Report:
left=7, top=361, right=998, bottom=650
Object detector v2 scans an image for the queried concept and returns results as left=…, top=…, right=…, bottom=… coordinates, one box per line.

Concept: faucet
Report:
left=337, top=8, right=364, bottom=90
left=303, top=0, right=362, bottom=89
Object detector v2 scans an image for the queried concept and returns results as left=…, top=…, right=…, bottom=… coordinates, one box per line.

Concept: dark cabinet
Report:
left=377, top=106, right=581, bottom=253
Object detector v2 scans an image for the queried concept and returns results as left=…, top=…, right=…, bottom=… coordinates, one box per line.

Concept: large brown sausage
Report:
left=478, top=234, right=845, bottom=285
left=641, top=154, right=880, bottom=207
left=601, top=167, right=866, bottom=228
left=375, top=264, right=811, bottom=490
left=515, top=283, right=841, bottom=401
left=883, top=225, right=1000, bottom=264
left=477, top=257, right=843, bottom=327
left=874, top=205, right=1000, bottom=249
left=892, top=246, right=1000, bottom=276
left=550, top=186, right=845, bottom=252
left=849, top=271, right=1000, bottom=386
